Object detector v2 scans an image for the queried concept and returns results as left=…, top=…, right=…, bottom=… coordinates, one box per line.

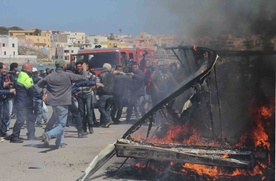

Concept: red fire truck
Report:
left=70, top=47, right=155, bottom=74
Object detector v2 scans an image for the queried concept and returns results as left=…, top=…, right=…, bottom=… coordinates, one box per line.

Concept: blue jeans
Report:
left=6, top=98, right=13, bottom=129
left=45, top=105, right=68, bottom=148
left=69, top=98, right=83, bottom=132
left=97, top=95, right=113, bottom=125
left=0, top=98, right=13, bottom=134
left=76, top=93, right=94, bottom=131
left=0, top=101, right=4, bottom=135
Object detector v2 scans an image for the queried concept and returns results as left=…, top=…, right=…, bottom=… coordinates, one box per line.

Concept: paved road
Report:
left=0, top=106, right=134, bottom=181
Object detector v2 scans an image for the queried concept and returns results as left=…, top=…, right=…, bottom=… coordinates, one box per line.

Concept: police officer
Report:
left=10, top=63, right=41, bottom=143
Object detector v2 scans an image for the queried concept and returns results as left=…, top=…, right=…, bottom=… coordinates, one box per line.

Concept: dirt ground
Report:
left=0, top=107, right=133, bottom=181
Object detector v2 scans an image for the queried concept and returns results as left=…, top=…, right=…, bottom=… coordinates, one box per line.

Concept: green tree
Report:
left=34, top=28, right=42, bottom=35
left=8, top=26, right=23, bottom=30
left=0, top=26, right=8, bottom=35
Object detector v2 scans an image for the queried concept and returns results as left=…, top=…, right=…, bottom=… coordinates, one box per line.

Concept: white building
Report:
left=0, top=35, right=18, bottom=56
left=0, top=35, right=36, bottom=65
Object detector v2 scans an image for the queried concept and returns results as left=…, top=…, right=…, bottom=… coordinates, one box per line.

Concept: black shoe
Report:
left=4, top=134, right=11, bottom=140
left=78, top=131, right=88, bottom=138
left=10, top=137, right=24, bottom=143
left=93, top=122, right=100, bottom=127
left=89, top=127, right=94, bottom=134
left=113, top=119, right=120, bottom=124
left=42, top=133, right=50, bottom=147
left=102, top=121, right=113, bottom=128
left=0, top=132, right=7, bottom=137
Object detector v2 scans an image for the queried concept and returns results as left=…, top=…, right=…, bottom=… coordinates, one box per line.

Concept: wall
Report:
left=0, top=55, right=37, bottom=65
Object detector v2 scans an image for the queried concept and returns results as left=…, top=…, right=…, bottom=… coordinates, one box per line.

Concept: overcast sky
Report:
left=1, top=0, right=275, bottom=36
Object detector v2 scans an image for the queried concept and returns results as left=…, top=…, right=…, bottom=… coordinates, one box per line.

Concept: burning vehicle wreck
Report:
left=80, top=46, right=275, bottom=181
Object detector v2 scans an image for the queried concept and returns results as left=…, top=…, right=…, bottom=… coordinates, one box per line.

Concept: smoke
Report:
left=150, top=0, right=276, bottom=37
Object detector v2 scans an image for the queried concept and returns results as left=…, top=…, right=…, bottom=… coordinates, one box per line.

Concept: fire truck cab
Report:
left=70, top=47, right=155, bottom=74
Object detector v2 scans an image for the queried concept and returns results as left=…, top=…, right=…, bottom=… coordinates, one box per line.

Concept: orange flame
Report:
left=135, top=162, right=143, bottom=168
left=183, top=163, right=219, bottom=176
left=253, top=120, right=270, bottom=149
left=145, top=124, right=220, bottom=147
left=222, top=154, right=229, bottom=158
left=252, top=103, right=274, bottom=150
left=235, top=98, right=274, bottom=150
left=193, top=45, right=198, bottom=51
left=260, top=106, right=272, bottom=118
left=182, top=162, right=268, bottom=179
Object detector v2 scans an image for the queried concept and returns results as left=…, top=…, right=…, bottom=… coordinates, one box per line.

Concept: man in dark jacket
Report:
left=0, top=62, right=16, bottom=137
left=97, top=63, right=114, bottom=128
left=75, top=61, right=95, bottom=133
left=32, top=67, right=48, bottom=127
left=111, top=65, right=131, bottom=124
left=7, top=62, right=18, bottom=120
left=0, top=62, right=12, bottom=136
left=125, top=62, right=145, bottom=123
left=38, top=59, right=86, bottom=148
left=10, top=63, right=42, bottom=143
left=67, top=63, right=103, bottom=137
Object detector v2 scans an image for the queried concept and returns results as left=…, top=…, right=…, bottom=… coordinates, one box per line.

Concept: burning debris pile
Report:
left=114, top=47, right=275, bottom=180
left=79, top=46, right=275, bottom=181
left=120, top=98, right=274, bottom=180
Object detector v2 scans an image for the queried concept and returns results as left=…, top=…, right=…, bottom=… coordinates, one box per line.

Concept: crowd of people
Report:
left=0, top=58, right=181, bottom=148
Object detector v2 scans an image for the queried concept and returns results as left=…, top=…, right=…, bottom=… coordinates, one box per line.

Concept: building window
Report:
left=64, top=50, right=69, bottom=53
left=65, top=56, right=69, bottom=60
left=4, top=51, right=6, bottom=55
left=71, top=50, right=74, bottom=53
left=12, top=43, right=15, bottom=47
left=13, top=51, right=15, bottom=55
left=2, top=43, right=5, bottom=47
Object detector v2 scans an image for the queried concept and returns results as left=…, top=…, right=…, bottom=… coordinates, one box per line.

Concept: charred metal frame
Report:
left=79, top=47, right=276, bottom=180
left=116, top=139, right=254, bottom=168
